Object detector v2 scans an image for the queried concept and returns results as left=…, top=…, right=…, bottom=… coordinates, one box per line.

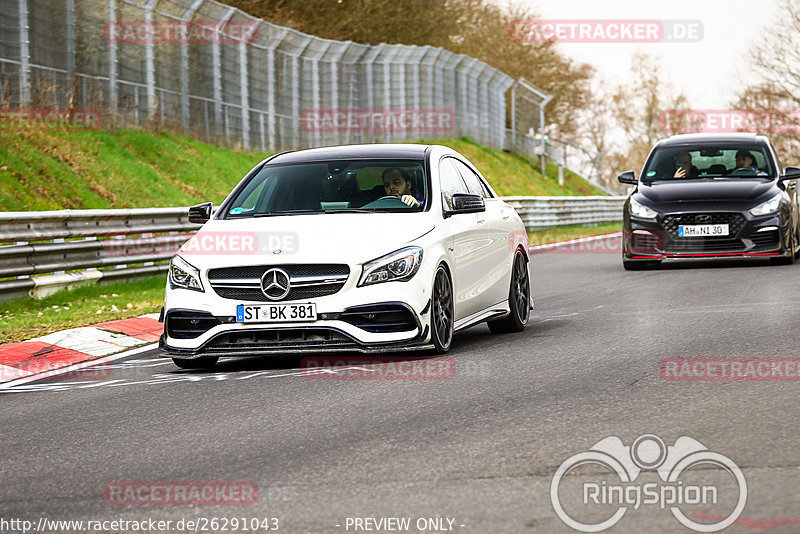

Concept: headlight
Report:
left=749, top=193, right=782, bottom=216
left=629, top=197, right=658, bottom=219
left=358, top=247, right=423, bottom=287
left=168, top=255, right=203, bottom=292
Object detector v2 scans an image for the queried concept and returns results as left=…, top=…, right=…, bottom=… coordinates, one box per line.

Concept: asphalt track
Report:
left=2, top=249, right=800, bottom=533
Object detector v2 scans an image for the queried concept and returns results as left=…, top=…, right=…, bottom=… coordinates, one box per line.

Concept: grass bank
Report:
left=0, top=129, right=604, bottom=211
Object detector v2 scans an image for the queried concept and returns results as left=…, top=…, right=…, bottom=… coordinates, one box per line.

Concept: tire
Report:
left=488, top=251, right=530, bottom=334
left=771, top=231, right=796, bottom=265
left=794, top=227, right=800, bottom=259
left=430, top=265, right=454, bottom=354
left=172, top=356, right=219, bottom=369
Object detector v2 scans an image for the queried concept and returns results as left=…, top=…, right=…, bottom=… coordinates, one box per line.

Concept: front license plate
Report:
left=678, top=224, right=729, bottom=237
left=236, top=303, right=317, bottom=323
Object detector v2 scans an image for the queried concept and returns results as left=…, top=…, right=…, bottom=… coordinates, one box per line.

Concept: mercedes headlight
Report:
left=749, top=193, right=782, bottom=216
left=629, top=197, right=658, bottom=219
left=359, top=247, right=423, bottom=287
left=168, top=255, right=204, bottom=292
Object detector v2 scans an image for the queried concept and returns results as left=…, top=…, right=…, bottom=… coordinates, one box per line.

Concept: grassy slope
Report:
left=0, top=129, right=603, bottom=211
left=0, top=128, right=271, bottom=211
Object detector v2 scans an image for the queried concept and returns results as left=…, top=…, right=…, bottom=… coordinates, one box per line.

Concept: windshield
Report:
left=224, top=159, right=427, bottom=217
left=642, top=145, right=774, bottom=181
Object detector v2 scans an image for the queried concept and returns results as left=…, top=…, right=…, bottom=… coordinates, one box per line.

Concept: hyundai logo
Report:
left=695, top=214, right=712, bottom=224
left=260, top=268, right=291, bottom=300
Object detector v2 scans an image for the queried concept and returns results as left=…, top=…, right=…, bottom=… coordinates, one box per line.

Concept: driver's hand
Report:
left=673, top=167, right=687, bottom=178
left=400, top=195, right=420, bottom=207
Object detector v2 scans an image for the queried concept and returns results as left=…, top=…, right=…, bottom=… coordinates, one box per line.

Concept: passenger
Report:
left=382, top=168, right=423, bottom=207
left=673, top=151, right=699, bottom=178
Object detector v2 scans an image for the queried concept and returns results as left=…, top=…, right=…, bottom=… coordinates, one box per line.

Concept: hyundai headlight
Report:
left=629, top=197, right=658, bottom=219
left=359, top=247, right=423, bottom=287
left=749, top=193, right=782, bottom=216
left=168, top=255, right=203, bottom=292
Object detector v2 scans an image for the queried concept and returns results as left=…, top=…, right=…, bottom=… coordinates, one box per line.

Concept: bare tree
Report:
left=750, top=0, right=800, bottom=108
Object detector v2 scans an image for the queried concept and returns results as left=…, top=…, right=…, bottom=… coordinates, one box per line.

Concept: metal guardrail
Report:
left=0, top=197, right=625, bottom=300
left=0, top=208, right=199, bottom=301
left=501, top=196, right=626, bottom=229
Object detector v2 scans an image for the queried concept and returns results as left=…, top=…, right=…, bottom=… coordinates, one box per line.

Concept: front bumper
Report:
left=160, top=261, right=437, bottom=358
left=623, top=210, right=789, bottom=261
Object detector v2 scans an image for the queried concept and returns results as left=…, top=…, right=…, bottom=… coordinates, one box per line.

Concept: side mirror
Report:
left=447, top=193, right=485, bottom=215
left=780, top=166, right=800, bottom=181
left=618, top=171, right=637, bottom=184
left=188, top=202, right=213, bottom=224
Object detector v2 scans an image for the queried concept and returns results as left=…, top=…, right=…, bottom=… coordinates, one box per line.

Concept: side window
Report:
left=439, top=158, right=470, bottom=210
left=453, top=159, right=493, bottom=198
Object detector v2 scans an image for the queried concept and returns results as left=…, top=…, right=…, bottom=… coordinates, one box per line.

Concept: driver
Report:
left=382, top=168, right=423, bottom=207
left=733, top=150, right=763, bottom=174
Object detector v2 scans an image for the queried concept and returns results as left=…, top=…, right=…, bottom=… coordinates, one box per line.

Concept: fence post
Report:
left=144, top=0, right=158, bottom=118
left=65, top=0, right=75, bottom=102
left=265, top=27, right=287, bottom=152
left=180, top=0, right=205, bottom=132
left=291, top=35, right=312, bottom=149
left=18, top=0, right=30, bottom=107
left=239, top=31, right=251, bottom=150
left=108, top=0, right=117, bottom=112
left=309, top=41, right=331, bottom=148
left=213, top=8, right=235, bottom=141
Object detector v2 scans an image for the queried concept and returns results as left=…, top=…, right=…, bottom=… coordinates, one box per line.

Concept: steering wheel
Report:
left=375, top=195, right=408, bottom=203
left=362, top=195, right=411, bottom=208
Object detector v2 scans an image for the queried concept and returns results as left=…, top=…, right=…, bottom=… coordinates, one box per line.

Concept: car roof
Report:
left=657, top=133, right=768, bottom=147
left=267, top=143, right=431, bottom=164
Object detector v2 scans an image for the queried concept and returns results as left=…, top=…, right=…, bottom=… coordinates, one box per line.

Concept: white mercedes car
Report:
left=160, top=144, right=532, bottom=368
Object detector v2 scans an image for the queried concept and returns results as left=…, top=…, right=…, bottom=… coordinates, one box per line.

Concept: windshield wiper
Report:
left=250, top=210, right=323, bottom=217
left=323, top=208, right=385, bottom=214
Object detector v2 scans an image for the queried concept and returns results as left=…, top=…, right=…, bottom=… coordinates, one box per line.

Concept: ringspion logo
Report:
left=551, top=434, right=746, bottom=532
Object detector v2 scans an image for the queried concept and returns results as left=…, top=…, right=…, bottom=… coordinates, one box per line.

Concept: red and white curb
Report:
left=0, top=313, right=161, bottom=384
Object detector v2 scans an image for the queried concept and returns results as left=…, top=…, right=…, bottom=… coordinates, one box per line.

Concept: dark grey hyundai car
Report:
left=618, top=133, right=800, bottom=269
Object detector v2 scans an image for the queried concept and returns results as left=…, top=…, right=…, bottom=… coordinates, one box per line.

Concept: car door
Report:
left=452, top=158, right=514, bottom=308
left=438, top=157, right=493, bottom=319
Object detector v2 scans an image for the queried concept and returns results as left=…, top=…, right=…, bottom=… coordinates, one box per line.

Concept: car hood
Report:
left=637, top=179, right=777, bottom=204
left=177, top=212, right=436, bottom=268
